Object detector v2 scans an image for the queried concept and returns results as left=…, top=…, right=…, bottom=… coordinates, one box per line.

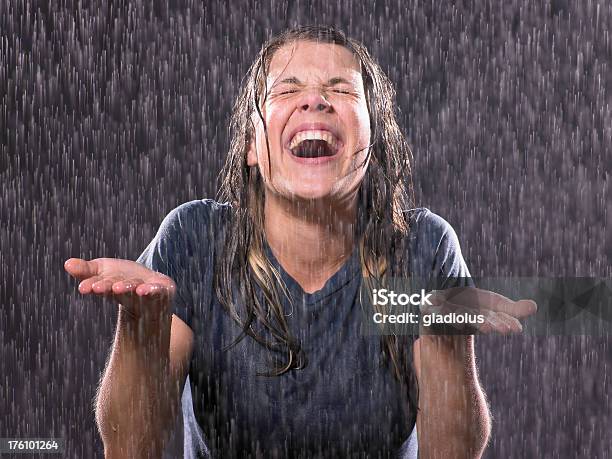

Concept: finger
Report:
left=439, top=288, right=537, bottom=319
left=78, top=275, right=104, bottom=294
left=496, top=311, right=523, bottom=334
left=509, top=299, right=538, bottom=318
left=135, top=282, right=172, bottom=299
left=480, top=311, right=520, bottom=335
left=91, top=277, right=125, bottom=295
left=485, top=299, right=537, bottom=319
left=64, top=258, right=100, bottom=280
left=112, top=278, right=146, bottom=295
left=476, top=312, right=505, bottom=335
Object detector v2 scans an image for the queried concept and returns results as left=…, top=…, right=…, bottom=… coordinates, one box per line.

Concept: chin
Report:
left=270, top=172, right=358, bottom=203
left=289, top=188, right=333, bottom=202
left=281, top=182, right=338, bottom=202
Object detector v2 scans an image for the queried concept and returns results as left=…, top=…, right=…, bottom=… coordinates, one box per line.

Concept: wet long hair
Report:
left=215, top=26, right=417, bottom=407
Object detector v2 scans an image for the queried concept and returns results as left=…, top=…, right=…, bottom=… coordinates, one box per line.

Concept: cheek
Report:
left=341, top=99, right=370, bottom=143
left=255, top=129, right=268, bottom=160
left=353, top=108, right=371, bottom=149
left=256, top=105, right=286, bottom=156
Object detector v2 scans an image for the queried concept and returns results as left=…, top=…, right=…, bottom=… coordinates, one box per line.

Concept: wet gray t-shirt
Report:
left=136, top=199, right=473, bottom=458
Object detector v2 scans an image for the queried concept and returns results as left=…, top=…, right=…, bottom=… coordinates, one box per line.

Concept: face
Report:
left=247, top=40, right=371, bottom=203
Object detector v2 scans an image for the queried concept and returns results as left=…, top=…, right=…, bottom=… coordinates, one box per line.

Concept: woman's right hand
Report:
left=64, top=257, right=176, bottom=322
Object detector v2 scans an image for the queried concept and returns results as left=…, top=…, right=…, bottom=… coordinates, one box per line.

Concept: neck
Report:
left=263, top=193, right=359, bottom=293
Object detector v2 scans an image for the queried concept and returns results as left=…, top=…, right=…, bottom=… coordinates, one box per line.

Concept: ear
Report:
left=246, top=138, right=258, bottom=166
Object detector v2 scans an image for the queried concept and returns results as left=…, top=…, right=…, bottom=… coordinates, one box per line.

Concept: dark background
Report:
left=1, top=0, right=610, bottom=457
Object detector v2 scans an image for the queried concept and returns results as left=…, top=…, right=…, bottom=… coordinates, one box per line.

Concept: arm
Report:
left=65, top=258, right=194, bottom=459
left=411, top=212, right=490, bottom=457
left=413, top=335, right=491, bottom=459
left=410, top=211, right=536, bottom=457
left=96, top=311, right=194, bottom=459
left=413, top=287, right=535, bottom=458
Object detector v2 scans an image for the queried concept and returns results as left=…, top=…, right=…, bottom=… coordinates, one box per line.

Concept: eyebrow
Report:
left=274, top=76, right=354, bottom=86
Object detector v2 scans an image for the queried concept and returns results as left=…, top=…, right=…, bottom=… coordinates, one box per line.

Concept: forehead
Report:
left=267, top=40, right=362, bottom=83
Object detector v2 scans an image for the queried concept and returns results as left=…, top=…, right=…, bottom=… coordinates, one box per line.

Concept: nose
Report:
left=297, top=87, right=333, bottom=113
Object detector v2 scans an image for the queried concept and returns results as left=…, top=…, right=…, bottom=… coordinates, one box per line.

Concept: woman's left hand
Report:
left=419, top=287, right=538, bottom=335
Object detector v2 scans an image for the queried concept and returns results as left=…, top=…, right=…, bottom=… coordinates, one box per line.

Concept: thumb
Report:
left=64, top=258, right=100, bottom=280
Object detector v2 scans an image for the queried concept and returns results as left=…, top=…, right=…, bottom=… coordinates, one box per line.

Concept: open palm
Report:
left=420, top=287, right=537, bottom=335
left=64, top=257, right=176, bottom=321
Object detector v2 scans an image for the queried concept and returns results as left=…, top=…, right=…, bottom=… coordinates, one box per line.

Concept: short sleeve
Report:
left=407, top=208, right=475, bottom=291
left=135, top=203, right=200, bottom=328
left=430, top=219, right=475, bottom=290
left=407, top=209, right=475, bottom=345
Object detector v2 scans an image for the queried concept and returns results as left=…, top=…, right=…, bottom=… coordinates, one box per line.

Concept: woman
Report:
left=65, top=26, right=535, bottom=458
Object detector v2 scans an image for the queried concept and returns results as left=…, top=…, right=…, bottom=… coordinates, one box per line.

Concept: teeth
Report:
left=288, top=130, right=339, bottom=150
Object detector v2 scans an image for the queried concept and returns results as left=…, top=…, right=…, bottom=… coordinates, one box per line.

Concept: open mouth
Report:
left=288, top=130, right=340, bottom=158
left=291, top=139, right=336, bottom=158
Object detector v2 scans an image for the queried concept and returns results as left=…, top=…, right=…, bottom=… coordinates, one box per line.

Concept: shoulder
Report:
left=404, top=207, right=470, bottom=279
left=165, top=198, right=231, bottom=221
left=159, top=199, right=232, bottom=232
left=405, top=207, right=457, bottom=245
left=146, top=199, right=232, bottom=255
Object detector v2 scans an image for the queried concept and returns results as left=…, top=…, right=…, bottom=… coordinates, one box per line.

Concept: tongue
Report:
left=291, top=140, right=335, bottom=158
